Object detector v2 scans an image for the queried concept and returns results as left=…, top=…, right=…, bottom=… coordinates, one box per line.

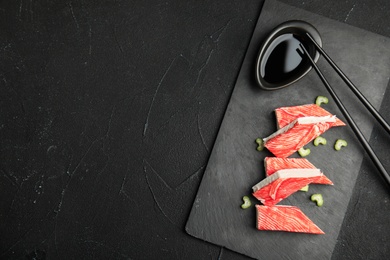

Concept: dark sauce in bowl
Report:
left=255, top=21, right=322, bottom=90
left=261, top=34, right=305, bottom=84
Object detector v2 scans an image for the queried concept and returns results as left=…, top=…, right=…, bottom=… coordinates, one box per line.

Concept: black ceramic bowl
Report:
left=255, top=20, right=322, bottom=90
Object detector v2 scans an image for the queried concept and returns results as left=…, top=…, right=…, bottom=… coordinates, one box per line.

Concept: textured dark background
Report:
left=1, top=0, right=389, bottom=259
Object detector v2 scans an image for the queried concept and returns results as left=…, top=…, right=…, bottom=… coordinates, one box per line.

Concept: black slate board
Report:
left=186, top=0, right=390, bottom=259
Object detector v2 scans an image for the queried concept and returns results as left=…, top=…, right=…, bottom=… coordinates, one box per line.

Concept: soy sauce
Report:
left=260, top=33, right=308, bottom=84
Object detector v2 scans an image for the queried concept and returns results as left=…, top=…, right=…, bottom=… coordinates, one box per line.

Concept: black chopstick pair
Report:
left=298, top=34, right=390, bottom=187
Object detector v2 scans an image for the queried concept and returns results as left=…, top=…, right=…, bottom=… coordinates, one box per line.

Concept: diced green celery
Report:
left=300, top=185, right=309, bottom=192
left=298, top=147, right=311, bottom=157
left=315, top=96, right=329, bottom=106
left=313, top=136, right=327, bottom=146
left=255, top=138, right=264, bottom=151
left=311, top=193, right=324, bottom=207
left=334, top=139, right=347, bottom=151
left=241, top=196, right=251, bottom=209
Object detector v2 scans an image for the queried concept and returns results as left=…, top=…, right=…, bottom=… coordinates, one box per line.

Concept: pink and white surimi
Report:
left=252, top=104, right=345, bottom=234
left=252, top=168, right=322, bottom=206
left=265, top=157, right=333, bottom=185
left=256, top=205, right=325, bottom=234
left=263, top=104, right=345, bottom=158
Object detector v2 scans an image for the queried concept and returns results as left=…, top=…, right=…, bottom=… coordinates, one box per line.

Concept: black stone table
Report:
left=1, top=1, right=389, bottom=259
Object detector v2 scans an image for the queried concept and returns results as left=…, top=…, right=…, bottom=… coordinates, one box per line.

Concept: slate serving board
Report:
left=185, top=0, right=390, bottom=259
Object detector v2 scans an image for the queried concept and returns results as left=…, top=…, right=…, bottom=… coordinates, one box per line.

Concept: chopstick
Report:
left=298, top=43, right=390, bottom=187
left=306, top=33, right=390, bottom=135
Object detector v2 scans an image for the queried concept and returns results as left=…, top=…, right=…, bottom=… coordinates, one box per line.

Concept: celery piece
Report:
left=298, top=147, right=311, bottom=157
left=241, top=196, right=251, bottom=209
left=255, top=138, right=264, bottom=151
left=315, top=96, right=329, bottom=106
left=311, top=193, right=323, bottom=207
left=300, top=185, right=309, bottom=192
left=313, top=136, right=327, bottom=146
left=334, top=139, right=347, bottom=151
